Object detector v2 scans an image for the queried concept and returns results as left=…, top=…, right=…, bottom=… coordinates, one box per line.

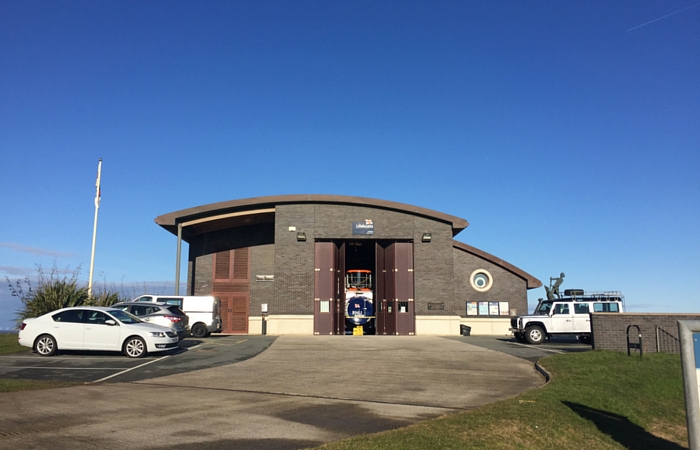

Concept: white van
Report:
left=132, top=295, right=222, bottom=338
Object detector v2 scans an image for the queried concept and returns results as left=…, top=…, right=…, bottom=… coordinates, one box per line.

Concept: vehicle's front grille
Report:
left=510, top=318, right=518, bottom=328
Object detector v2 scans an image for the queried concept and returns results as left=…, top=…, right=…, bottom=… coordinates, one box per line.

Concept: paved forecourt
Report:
left=0, top=336, right=544, bottom=450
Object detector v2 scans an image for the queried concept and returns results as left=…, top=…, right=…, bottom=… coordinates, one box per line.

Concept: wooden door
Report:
left=212, top=248, right=250, bottom=334
left=314, top=242, right=336, bottom=335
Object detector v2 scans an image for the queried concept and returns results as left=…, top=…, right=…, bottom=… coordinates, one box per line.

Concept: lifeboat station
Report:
left=155, top=195, right=541, bottom=336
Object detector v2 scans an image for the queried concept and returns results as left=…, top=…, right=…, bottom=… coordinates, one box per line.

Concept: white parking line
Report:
left=508, top=342, right=565, bottom=354
left=91, top=355, right=171, bottom=383
left=4, top=367, right=131, bottom=370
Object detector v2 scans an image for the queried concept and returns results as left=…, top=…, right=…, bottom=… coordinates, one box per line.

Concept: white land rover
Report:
left=510, top=291, right=624, bottom=345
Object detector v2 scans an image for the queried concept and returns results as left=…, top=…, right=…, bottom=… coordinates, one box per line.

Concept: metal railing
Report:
left=655, top=326, right=681, bottom=354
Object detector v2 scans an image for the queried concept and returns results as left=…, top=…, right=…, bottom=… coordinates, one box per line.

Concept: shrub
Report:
left=6, top=263, right=126, bottom=328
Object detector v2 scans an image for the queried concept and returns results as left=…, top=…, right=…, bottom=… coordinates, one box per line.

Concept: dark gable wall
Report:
left=273, top=203, right=456, bottom=316
left=413, top=216, right=454, bottom=315
left=453, top=248, right=528, bottom=316
left=273, top=204, right=316, bottom=315
left=187, top=222, right=274, bottom=296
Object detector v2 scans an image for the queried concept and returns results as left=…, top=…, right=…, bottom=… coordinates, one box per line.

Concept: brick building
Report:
left=155, top=195, right=541, bottom=336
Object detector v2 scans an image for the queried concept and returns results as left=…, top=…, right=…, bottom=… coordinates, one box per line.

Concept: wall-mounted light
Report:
left=421, top=233, right=432, bottom=242
left=297, top=232, right=306, bottom=242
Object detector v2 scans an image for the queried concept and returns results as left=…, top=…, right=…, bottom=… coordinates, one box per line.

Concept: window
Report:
left=554, top=304, right=570, bottom=314
left=574, top=304, right=590, bottom=314
left=470, top=269, right=493, bottom=292
left=136, top=296, right=153, bottom=302
left=109, top=309, right=138, bottom=324
left=593, top=303, right=620, bottom=312
left=53, top=309, right=84, bottom=323
left=86, top=311, right=108, bottom=325
left=132, top=305, right=156, bottom=316
left=537, top=302, right=553, bottom=315
left=159, top=298, right=184, bottom=308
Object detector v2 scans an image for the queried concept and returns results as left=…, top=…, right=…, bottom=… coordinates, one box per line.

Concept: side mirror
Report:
left=105, top=319, right=117, bottom=326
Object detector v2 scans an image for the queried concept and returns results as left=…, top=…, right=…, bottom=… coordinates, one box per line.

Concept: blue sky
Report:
left=1, top=1, right=698, bottom=330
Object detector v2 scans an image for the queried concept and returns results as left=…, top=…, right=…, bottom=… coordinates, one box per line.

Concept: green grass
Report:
left=316, top=351, right=688, bottom=450
left=0, top=332, right=26, bottom=355
left=0, top=332, right=79, bottom=392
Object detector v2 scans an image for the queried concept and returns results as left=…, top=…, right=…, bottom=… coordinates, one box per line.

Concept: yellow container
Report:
left=353, top=326, right=364, bottom=336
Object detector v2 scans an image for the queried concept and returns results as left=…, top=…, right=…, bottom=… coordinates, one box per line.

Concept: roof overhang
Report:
left=155, top=194, right=469, bottom=242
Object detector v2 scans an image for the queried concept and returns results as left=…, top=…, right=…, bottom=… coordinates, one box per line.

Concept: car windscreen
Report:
left=107, top=309, right=142, bottom=324
left=536, top=302, right=552, bottom=315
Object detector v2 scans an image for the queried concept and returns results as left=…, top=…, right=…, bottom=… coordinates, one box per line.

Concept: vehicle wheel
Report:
left=34, top=334, right=57, bottom=356
left=124, top=337, right=147, bottom=358
left=578, top=335, right=592, bottom=345
left=514, top=332, right=527, bottom=343
left=191, top=323, right=207, bottom=338
left=525, top=326, right=545, bottom=345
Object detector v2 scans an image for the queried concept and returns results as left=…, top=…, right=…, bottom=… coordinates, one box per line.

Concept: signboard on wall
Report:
left=466, top=301, right=510, bottom=317
left=353, top=220, right=374, bottom=235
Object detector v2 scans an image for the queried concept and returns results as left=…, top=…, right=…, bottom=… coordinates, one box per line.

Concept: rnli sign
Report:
left=353, top=220, right=374, bottom=235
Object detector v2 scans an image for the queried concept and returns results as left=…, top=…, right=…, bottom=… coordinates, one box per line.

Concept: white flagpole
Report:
left=88, top=158, right=102, bottom=297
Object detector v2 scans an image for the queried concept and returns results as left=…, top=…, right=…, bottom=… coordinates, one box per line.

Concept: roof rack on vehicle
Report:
left=562, top=290, right=624, bottom=304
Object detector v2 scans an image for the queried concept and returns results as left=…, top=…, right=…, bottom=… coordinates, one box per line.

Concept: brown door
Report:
left=377, top=242, right=414, bottom=335
left=376, top=242, right=398, bottom=335
left=212, top=248, right=250, bottom=334
left=334, top=242, right=346, bottom=335
left=375, top=242, right=386, bottom=335
left=314, top=242, right=336, bottom=335
left=393, top=242, right=415, bottom=335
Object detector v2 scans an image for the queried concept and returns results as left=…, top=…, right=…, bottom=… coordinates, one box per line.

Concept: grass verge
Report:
left=316, top=351, right=688, bottom=450
left=0, top=332, right=79, bottom=393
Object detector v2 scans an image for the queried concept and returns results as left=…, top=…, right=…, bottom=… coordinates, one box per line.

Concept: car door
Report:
left=550, top=302, right=575, bottom=332
left=573, top=303, right=591, bottom=331
left=83, top=311, right=121, bottom=351
left=50, top=309, right=86, bottom=349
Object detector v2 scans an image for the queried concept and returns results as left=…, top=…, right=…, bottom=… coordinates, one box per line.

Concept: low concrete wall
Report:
left=591, top=313, right=700, bottom=353
left=415, top=315, right=461, bottom=335
left=460, top=318, right=511, bottom=336
left=265, top=315, right=314, bottom=335
left=251, top=315, right=511, bottom=336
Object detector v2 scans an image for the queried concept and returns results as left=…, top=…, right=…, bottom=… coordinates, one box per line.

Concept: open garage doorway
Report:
left=313, top=240, right=415, bottom=336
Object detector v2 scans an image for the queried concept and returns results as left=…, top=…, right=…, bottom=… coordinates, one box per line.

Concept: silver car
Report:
left=112, top=302, right=190, bottom=340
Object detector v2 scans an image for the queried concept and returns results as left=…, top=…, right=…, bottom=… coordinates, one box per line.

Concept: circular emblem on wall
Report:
left=470, top=269, right=493, bottom=292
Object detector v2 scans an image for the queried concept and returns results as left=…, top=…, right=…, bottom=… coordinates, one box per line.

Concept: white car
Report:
left=18, top=306, right=179, bottom=358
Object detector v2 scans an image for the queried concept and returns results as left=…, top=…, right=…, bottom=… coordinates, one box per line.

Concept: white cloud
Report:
left=0, top=242, right=75, bottom=258
left=0, top=265, right=35, bottom=277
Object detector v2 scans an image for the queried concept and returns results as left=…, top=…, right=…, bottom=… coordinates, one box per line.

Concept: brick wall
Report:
left=453, top=248, right=528, bottom=317
left=250, top=244, right=275, bottom=316
left=273, top=204, right=316, bottom=315
left=413, top=216, right=454, bottom=315
left=272, top=204, right=457, bottom=316
left=591, top=313, right=700, bottom=353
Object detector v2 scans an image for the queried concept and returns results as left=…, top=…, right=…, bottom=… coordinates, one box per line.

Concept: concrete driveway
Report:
left=0, top=336, right=544, bottom=450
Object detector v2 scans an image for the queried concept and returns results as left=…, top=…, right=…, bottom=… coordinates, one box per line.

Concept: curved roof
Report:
left=452, top=240, right=542, bottom=289
left=155, top=194, right=469, bottom=238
